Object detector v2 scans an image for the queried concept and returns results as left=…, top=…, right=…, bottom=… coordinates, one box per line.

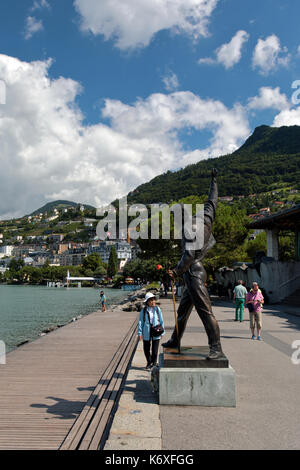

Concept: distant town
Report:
left=0, top=184, right=299, bottom=280
left=0, top=202, right=141, bottom=279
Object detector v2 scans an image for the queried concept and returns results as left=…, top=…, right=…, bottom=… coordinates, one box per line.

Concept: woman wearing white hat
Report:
left=138, top=292, right=165, bottom=369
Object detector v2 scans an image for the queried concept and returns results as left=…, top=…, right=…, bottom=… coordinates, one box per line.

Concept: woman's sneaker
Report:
left=257, top=336, right=262, bottom=341
left=251, top=335, right=256, bottom=340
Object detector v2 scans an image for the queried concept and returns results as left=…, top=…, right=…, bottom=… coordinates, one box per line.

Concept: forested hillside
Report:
left=125, top=125, right=300, bottom=205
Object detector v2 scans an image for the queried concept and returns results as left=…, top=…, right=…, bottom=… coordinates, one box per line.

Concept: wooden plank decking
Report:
left=0, top=308, right=138, bottom=450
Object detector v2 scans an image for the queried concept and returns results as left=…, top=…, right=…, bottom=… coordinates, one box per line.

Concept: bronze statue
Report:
left=162, top=169, right=224, bottom=360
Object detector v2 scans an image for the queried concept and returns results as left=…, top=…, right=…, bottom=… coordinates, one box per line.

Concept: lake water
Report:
left=0, top=285, right=129, bottom=353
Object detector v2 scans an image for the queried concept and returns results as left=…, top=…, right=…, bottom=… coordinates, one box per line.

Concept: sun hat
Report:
left=144, top=292, right=156, bottom=303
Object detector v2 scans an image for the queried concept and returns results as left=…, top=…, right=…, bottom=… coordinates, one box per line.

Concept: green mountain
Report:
left=28, top=200, right=96, bottom=216
left=126, top=125, right=300, bottom=205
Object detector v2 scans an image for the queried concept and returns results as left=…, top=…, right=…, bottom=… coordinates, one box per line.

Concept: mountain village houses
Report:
left=0, top=238, right=139, bottom=272
left=0, top=201, right=143, bottom=274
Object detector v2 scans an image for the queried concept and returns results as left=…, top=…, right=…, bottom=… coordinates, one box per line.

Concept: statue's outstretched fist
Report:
left=212, top=168, right=218, bottom=178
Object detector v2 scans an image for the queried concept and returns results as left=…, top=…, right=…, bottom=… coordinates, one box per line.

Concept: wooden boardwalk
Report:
left=0, top=308, right=138, bottom=450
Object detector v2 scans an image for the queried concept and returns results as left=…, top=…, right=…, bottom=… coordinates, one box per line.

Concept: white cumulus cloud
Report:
left=273, top=108, right=300, bottom=127
left=247, top=87, right=290, bottom=111
left=198, top=30, right=249, bottom=69
left=252, top=34, right=290, bottom=75
left=216, top=30, right=249, bottom=69
left=0, top=54, right=251, bottom=219
left=74, top=0, right=219, bottom=50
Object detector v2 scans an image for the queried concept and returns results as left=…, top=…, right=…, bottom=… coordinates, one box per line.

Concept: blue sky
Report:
left=0, top=0, right=300, bottom=218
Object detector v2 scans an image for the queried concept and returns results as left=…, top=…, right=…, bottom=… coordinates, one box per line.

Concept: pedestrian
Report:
left=246, top=282, right=264, bottom=340
left=233, top=280, right=248, bottom=322
left=100, top=290, right=106, bottom=312
left=138, top=292, right=165, bottom=369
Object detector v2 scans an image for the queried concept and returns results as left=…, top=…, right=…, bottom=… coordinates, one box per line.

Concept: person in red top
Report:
left=246, top=282, right=264, bottom=340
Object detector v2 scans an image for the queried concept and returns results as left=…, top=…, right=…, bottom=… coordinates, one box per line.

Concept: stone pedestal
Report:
left=159, top=346, right=236, bottom=407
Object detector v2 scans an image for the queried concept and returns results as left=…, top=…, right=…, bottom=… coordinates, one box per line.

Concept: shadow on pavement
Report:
left=31, top=396, right=86, bottom=420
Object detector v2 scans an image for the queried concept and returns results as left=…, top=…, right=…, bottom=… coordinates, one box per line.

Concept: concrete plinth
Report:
left=159, top=352, right=236, bottom=407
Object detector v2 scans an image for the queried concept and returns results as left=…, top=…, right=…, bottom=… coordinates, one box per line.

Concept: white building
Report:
left=11, top=235, right=23, bottom=242
left=0, top=245, right=14, bottom=257
left=88, top=241, right=132, bottom=264
left=45, top=215, right=59, bottom=222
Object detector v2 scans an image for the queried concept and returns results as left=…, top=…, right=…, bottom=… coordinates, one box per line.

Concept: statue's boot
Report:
left=206, top=342, right=224, bottom=360
left=162, top=338, right=179, bottom=348
left=162, top=326, right=182, bottom=349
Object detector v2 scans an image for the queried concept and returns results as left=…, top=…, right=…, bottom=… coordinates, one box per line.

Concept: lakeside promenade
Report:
left=1, top=294, right=300, bottom=450
left=105, top=296, right=300, bottom=450
left=0, top=306, right=138, bottom=450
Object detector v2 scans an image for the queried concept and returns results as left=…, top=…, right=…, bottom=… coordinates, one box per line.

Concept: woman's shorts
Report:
left=250, top=310, right=262, bottom=329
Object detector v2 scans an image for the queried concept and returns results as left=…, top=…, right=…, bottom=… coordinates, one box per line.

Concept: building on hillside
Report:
left=58, top=249, right=86, bottom=266
left=49, top=234, right=65, bottom=243
left=219, top=196, right=233, bottom=202
left=88, top=240, right=132, bottom=265
left=45, top=215, right=59, bottom=222
left=259, top=207, right=271, bottom=215
left=0, top=245, right=14, bottom=257
left=57, top=243, right=70, bottom=254
left=12, top=245, right=35, bottom=258
left=11, top=235, right=23, bottom=242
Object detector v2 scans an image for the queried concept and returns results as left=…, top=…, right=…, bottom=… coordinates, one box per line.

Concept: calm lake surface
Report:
left=0, top=285, right=129, bottom=352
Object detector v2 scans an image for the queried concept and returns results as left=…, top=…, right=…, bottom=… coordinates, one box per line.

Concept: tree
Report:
left=94, top=265, right=107, bottom=277
left=107, top=246, right=118, bottom=278
left=245, top=232, right=267, bottom=260
left=82, top=253, right=104, bottom=273
left=8, top=258, right=25, bottom=273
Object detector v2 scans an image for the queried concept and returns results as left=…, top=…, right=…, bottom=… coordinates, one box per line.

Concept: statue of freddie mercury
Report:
left=163, top=169, right=224, bottom=360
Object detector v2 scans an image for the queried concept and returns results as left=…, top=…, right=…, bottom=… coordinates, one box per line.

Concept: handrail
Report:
left=279, top=274, right=300, bottom=289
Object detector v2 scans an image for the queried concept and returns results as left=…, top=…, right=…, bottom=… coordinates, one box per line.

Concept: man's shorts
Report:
left=250, top=310, right=262, bottom=330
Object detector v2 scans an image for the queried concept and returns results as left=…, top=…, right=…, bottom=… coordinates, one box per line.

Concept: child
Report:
left=100, top=291, right=106, bottom=312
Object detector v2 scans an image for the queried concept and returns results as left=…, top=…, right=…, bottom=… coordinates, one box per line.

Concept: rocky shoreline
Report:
left=110, top=286, right=162, bottom=313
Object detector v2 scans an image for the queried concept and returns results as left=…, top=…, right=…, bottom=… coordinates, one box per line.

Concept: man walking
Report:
left=233, top=280, right=247, bottom=322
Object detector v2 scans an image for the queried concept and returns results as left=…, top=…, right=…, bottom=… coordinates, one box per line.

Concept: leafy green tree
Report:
left=107, top=246, right=118, bottom=278
left=278, top=232, right=295, bottom=261
left=82, top=253, right=104, bottom=272
left=245, top=232, right=267, bottom=260
left=84, top=269, right=94, bottom=278
left=94, top=265, right=107, bottom=277
left=8, top=258, right=25, bottom=274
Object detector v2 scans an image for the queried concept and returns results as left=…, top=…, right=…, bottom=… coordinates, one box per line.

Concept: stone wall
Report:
left=215, top=260, right=300, bottom=304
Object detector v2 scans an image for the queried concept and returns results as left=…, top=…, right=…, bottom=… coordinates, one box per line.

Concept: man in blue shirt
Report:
left=233, top=280, right=247, bottom=322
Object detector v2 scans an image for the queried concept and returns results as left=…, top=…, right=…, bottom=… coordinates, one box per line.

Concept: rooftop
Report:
left=248, top=203, right=300, bottom=231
